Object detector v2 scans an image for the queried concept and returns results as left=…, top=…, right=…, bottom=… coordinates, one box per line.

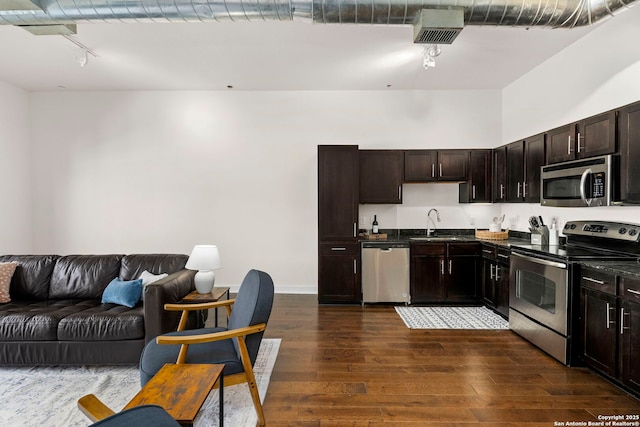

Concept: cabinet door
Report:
left=619, top=101, right=640, bottom=203
left=447, top=256, right=479, bottom=301
left=506, top=141, right=524, bottom=202
left=495, top=260, right=510, bottom=318
left=468, top=150, right=492, bottom=202
left=482, top=258, right=497, bottom=307
left=438, top=150, right=468, bottom=181
left=524, top=133, right=545, bottom=203
left=581, top=288, right=617, bottom=377
left=578, top=110, right=617, bottom=159
left=359, top=150, right=403, bottom=204
left=493, top=147, right=507, bottom=202
left=620, top=299, right=640, bottom=392
left=404, top=150, right=438, bottom=182
left=546, top=124, right=576, bottom=164
left=410, top=256, right=445, bottom=303
left=318, top=145, right=358, bottom=241
left=318, top=243, right=360, bottom=304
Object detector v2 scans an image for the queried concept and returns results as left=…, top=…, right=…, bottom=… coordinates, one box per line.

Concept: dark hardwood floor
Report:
left=260, top=294, right=640, bottom=426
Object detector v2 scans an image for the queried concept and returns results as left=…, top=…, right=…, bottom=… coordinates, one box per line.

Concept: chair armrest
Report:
left=156, top=323, right=267, bottom=345
left=164, top=298, right=236, bottom=312
left=144, top=269, right=196, bottom=343
left=78, top=394, right=115, bottom=422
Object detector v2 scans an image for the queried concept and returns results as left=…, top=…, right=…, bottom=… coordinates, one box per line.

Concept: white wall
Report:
left=0, top=81, right=32, bottom=253
left=501, top=5, right=640, bottom=234
left=29, top=89, right=501, bottom=292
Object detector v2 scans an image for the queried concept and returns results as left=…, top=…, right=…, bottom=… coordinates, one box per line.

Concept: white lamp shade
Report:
left=185, top=245, right=222, bottom=271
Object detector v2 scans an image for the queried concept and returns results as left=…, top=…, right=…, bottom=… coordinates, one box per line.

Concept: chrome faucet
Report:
left=426, top=208, right=441, bottom=236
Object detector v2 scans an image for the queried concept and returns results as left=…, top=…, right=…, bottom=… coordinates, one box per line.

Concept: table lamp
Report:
left=185, top=245, right=222, bottom=294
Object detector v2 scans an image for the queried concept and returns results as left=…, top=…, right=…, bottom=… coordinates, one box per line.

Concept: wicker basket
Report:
left=475, top=229, right=509, bottom=240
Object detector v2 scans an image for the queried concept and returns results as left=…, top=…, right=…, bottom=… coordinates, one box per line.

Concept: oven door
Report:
left=509, top=252, right=569, bottom=336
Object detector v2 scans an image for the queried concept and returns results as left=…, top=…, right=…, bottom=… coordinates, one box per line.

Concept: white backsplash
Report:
left=359, top=183, right=502, bottom=232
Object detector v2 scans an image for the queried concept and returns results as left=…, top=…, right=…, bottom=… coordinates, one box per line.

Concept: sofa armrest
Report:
left=143, top=269, right=196, bottom=343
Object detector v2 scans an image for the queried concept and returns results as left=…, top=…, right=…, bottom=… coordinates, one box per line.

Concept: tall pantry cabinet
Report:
left=318, top=145, right=361, bottom=304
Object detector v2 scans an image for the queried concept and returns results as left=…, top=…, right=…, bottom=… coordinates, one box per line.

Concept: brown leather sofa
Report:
left=0, top=254, right=196, bottom=365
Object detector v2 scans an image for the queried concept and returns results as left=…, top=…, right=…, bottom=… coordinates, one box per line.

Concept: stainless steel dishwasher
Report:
left=362, top=242, right=410, bottom=303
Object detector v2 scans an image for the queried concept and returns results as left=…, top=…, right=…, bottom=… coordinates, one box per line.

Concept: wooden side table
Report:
left=181, top=287, right=230, bottom=327
left=124, top=363, right=224, bottom=426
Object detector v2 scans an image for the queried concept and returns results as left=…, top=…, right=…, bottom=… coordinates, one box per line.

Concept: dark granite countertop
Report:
left=578, top=260, right=640, bottom=278
left=359, top=228, right=531, bottom=248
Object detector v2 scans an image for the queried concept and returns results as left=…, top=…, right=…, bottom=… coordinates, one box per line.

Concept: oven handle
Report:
left=580, top=168, right=593, bottom=206
left=511, top=252, right=568, bottom=269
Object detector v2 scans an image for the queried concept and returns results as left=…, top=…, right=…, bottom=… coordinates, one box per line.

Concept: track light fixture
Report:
left=422, top=44, right=441, bottom=70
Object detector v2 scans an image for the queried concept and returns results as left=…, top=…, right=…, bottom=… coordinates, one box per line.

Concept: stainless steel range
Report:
left=509, top=220, right=640, bottom=365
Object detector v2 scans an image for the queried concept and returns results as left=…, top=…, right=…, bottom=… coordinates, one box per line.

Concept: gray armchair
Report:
left=139, top=269, right=275, bottom=426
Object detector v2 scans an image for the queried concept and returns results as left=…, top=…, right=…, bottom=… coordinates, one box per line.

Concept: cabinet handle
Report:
left=577, top=132, right=582, bottom=153
left=583, top=277, right=606, bottom=285
left=439, top=163, right=443, bottom=178
left=522, top=182, right=527, bottom=198
left=353, top=259, right=357, bottom=275
left=500, top=184, right=504, bottom=199
left=517, top=182, right=521, bottom=198
left=627, top=289, right=640, bottom=296
left=482, top=249, right=493, bottom=254
left=495, top=265, right=500, bottom=280
left=449, top=259, right=452, bottom=275
left=568, top=135, right=573, bottom=155
left=490, top=264, right=494, bottom=280
left=431, top=164, right=435, bottom=178
left=497, top=254, right=510, bottom=259
left=398, top=186, right=402, bottom=200
left=440, top=259, right=444, bottom=275
left=353, top=222, right=357, bottom=238
left=621, top=308, right=630, bottom=335
left=331, top=247, right=347, bottom=251
left=606, top=302, right=611, bottom=329
left=472, top=185, right=476, bottom=200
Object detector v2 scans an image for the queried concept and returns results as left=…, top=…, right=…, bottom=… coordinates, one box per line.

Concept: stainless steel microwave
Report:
left=540, top=155, right=619, bottom=207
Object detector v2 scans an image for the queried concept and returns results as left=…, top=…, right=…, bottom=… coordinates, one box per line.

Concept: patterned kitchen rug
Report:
left=395, top=306, right=509, bottom=330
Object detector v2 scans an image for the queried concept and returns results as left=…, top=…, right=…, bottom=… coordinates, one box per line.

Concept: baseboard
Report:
left=226, top=284, right=317, bottom=295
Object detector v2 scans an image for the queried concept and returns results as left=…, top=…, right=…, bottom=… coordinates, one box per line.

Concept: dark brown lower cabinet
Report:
left=579, top=269, right=640, bottom=396
left=411, top=242, right=480, bottom=304
left=318, top=243, right=360, bottom=304
left=481, top=245, right=510, bottom=318
left=581, top=287, right=617, bottom=377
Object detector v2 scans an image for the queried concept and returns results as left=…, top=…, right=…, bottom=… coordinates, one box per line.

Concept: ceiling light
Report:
left=422, top=44, right=441, bottom=70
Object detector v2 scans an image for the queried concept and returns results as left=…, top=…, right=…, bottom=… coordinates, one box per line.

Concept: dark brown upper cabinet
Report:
left=318, top=145, right=359, bottom=241
left=492, top=147, right=507, bottom=202
left=459, top=150, right=491, bottom=203
left=404, top=150, right=468, bottom=182
left=359, top=150, right=403, bottom=204
left=619, top=101, right=640, bottom=204
left=546, top=111, right=617, bottom=164
left=505, top=133, right=545, bottom=203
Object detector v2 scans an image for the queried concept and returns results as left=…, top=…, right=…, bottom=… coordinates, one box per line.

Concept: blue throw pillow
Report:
left=102, top=278, right=143, bottom=308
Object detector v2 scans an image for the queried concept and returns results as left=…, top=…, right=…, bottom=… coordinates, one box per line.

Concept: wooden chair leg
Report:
left=237, top=337, right=266, bottom=426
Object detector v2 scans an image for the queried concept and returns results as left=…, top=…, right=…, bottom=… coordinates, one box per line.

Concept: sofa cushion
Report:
left=0, top=255, right=60, bottom=300
left=58, top=304, right=144, bottom=341
left=120, top=254, right=188, bottom=281
left=49, top=255, right=123, bottom=300
left=102, top=278, right=143, bottom=308
left=0, top=262, right=19, bottom=303
left=0, top=300, right=144, bottom=341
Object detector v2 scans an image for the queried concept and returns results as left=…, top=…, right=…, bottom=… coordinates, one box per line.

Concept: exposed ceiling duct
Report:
left=0, top=0, right=636, bottom=29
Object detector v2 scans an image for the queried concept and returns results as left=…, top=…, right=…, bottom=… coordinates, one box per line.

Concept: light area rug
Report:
left=396, top=306, right=509, bottom=330
left=0, top=338, right=280, bottom=427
